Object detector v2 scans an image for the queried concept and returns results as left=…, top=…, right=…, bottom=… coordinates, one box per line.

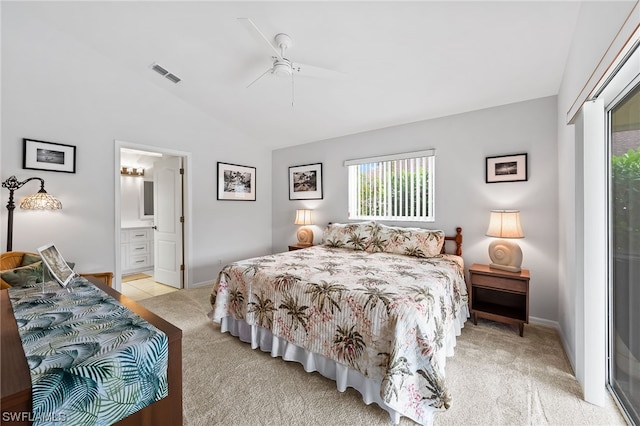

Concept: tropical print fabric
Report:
left=322, top=221, right=446, bottom=257
left=8, top=278, right=168, bottom=426
left=210, top=246, right=468, bottom=425
left=368, top=223, right=445, bottom=257
left=322, top=221, right=378, bottom=250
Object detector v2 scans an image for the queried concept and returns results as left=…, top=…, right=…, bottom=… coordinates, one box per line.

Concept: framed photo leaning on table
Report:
left=37, top=243, right=76, bottom=287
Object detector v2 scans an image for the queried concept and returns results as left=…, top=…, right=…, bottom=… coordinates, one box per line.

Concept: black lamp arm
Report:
left=2, top=175, right=47, bottom=252
left=2, top=175, right=45, bottom=193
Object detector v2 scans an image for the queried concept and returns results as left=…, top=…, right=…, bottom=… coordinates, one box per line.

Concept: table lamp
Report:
left=294, top=209, right=314, bottom=246
left=486, top=209, right=524, bottom=272
left=2, top=175, right=62, bottom=252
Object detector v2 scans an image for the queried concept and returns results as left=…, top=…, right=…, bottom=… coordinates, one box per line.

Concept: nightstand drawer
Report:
left=471, top=273, right=526, bottom=293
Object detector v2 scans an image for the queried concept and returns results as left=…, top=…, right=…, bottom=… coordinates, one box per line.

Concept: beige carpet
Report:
left=138, top=287, right=626, bottom=426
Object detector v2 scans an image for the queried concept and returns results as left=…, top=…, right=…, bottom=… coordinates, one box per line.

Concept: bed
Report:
left=209, top=222, right=468, bottom=426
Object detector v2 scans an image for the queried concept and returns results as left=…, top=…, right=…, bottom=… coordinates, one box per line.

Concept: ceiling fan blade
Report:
left=295, top=62, right=346, bottom=80
left=237, top=18, right=283, bottom=60
left=246, top=66, right=273, bottom=88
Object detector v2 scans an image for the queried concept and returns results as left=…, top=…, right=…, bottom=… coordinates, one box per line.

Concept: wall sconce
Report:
left=294, top=209, right=314, bottom=246
left=486, top=209, right=524, bottom=272
left=120, top=167, right=144, bottom=177
left=1, top=175, right=62, bottom=252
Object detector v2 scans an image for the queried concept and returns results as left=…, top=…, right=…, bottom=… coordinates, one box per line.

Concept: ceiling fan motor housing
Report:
left=272, top=58, right=292, bottom=77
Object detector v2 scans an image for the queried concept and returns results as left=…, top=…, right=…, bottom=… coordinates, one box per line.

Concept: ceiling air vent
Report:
left=165, top=73, right=181, bottom=84
left=150, top=63, right=181, bottom=84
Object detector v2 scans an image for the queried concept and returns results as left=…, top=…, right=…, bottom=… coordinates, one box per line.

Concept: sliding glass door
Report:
left=610, top=81, right=640, bottom=425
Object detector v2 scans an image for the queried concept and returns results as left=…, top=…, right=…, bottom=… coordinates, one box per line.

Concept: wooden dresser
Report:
left=1, top=276, right=183, bottom=425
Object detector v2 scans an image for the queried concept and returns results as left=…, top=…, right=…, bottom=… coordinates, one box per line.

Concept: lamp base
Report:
left=488, top=239, right=522, bottom=273
left=297, top=226, right=313, bottom=246
left=489, top=263, right=522, bottom=273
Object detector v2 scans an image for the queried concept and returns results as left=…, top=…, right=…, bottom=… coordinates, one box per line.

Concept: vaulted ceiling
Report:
left=8, top=1, right=587, bottom=149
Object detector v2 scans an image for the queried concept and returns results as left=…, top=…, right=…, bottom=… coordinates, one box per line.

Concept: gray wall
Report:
left=1, top=4, right=273, bottom=287
left=273, top=96, right=559, bottom=322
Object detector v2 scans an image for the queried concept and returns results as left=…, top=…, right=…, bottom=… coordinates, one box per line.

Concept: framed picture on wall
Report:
left=289, top=163, right=323, bottom=200
left=23, top=138, right=76, bottom=174
left=486, top=153, right=528, bottom=183
left=217, top=162, right=256, bottom=201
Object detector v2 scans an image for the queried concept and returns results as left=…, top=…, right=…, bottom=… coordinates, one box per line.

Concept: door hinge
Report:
left=180, top=264, right=185, bottom=271
left=180, top=216, right=184, bottom=223
left=180, top=168, right=184, bottom=175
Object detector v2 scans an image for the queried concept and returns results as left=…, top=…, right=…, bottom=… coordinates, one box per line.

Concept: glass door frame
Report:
left=605, top=43, right=640, bottom=426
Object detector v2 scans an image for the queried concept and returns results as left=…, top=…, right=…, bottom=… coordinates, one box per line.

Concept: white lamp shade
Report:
left=294, top=209, right=313, bottom=225
left=486, top=210, right=523, bottom=238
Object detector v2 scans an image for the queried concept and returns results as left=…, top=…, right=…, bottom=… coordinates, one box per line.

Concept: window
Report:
left=345, top=149, right=435, bottom=222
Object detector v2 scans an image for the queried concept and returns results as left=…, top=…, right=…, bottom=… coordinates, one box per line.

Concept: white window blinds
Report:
left=345, top=149, right=435, bottom=222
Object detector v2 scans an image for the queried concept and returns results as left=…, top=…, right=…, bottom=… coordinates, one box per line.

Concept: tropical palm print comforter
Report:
left=210, top=246, right=468, bottom=425
left=8, top=278, right=168, bottom=426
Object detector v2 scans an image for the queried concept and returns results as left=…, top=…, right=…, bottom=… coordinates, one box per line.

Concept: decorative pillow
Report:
left=369, top=224, right=445, bottom=257
left=20, top=253, right=42, bottom=266
left=0, top=257, right=75, bottom=287
left=1, top=261, right=44, bottom=287
left=322, top=221, right=377, bottom=251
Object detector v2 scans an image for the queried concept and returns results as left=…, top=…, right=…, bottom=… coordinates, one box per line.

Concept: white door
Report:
left=153, top=156, right=183, bottom=288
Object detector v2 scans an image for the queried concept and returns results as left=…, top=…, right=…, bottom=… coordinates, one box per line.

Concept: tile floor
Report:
left=120, top=271, right=178, bottom=302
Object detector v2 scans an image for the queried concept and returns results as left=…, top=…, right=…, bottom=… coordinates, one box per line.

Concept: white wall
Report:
left=556, top=0, right=638, bottom=402
left=273, top=96, right=559, bottom=322
left=1, top=4, right=273, bottom=286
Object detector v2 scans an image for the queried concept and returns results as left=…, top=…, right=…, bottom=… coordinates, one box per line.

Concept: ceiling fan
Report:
left=238, top=18, right=344, bottom=105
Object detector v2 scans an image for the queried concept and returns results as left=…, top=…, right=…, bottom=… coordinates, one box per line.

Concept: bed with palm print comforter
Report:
left=209, top=224, right=468, bottom=426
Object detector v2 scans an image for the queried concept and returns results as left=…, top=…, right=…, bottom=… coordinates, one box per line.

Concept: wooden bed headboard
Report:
left=441, top=227, right=463, bottom=256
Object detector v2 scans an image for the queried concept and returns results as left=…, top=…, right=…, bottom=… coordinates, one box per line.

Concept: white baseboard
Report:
left=529, top=316, right=559, bottom=329
left=187, top=280, right=214, bottom=289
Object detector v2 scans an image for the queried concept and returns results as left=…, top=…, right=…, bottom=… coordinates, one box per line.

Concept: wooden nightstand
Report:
left=468, top=263, right=530, bottom=336
left=288, top=244, right=312, bottom=251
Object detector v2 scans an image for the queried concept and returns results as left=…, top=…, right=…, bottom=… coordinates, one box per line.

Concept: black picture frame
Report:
left=217, top=162, right=256, bottom=201
left=289, top=163, right=323, bottom=200
left=23, top=138, right=76, bottom=174
left=486, top=153, right=528, bottom=183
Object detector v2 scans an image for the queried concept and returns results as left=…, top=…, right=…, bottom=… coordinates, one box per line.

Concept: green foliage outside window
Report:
left=357, top=165, right=430, bottom=218
left=612, top=147, right=640, bottom=254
